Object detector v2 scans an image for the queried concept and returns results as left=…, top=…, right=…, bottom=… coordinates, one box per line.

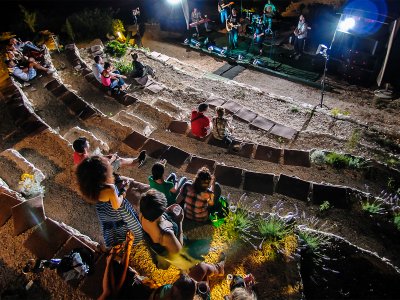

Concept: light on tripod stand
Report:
left=316, top=44, right=328, bottom=57
left=208, top=45, right=226, bottom=55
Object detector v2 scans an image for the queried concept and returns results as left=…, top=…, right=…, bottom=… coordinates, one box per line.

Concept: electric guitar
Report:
left=226, top=21, right=241, bottom=32
left=218, top=1, right=234, bottom=13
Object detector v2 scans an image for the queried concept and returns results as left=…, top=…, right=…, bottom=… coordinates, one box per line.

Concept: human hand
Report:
left=159, top=159, right=167, bottom=166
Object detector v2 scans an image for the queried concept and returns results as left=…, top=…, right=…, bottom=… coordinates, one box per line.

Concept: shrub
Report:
left=319, top=201, right=331, bottom=213
left=115, top=59, right=133, bottom=75
left=257, top=214, right=292, bottom=242
left=222, top=208, right=253, bottom=240
left=298, top=229, right=330, bottom=254
left=310, top=150, right=326, bottom=165
left=346, top=129, right=361, bottom=151
left=65, top=18, right=75, bottom=42
left=19, top=5, right=37, bottom=33
left=112, top=19, right=125, bottom=35
left=394, top=214, right=400, bottom=231
left=325, top=152, right=350, bottom=169
left=361, top=199, right=385, bottom=215
left=68, top=8, right=114, bottom=41
left=105, top=40, right=128, bottom=57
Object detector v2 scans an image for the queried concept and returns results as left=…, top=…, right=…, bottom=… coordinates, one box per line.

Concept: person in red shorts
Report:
left=190, top=103, right=212, bottom=138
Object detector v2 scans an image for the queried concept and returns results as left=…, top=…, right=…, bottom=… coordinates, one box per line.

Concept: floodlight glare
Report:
left=338, top=17, right=356, bottom=32
left=167, top=0, right=181, bottom=5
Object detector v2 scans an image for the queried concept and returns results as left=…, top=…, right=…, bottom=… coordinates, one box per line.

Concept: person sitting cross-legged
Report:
left=190, top=103, right=212, bottom=139
left=72, top=137, right=146, bottom=171
left=176, top=167, right=221, bottom=223
left=101, top=62, right=130, bottom=92
left=148, top=159, right=187, bottom=206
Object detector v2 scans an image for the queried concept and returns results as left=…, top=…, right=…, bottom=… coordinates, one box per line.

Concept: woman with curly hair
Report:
left=76, top=156, right=143, bottom=247
left=176, top=167, right=221, bottom=222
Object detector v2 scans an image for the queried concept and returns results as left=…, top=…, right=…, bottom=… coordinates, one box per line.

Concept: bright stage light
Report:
left=338, top=17, right=356, bottom=32
left=167, top=0, right=181, bottom=5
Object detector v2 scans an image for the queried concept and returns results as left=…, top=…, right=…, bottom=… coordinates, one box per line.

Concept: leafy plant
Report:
left=112, top=19, right=125, bottom=36
left=105, top=40, right=128, bottom=57
left=310, top=150, right=326, bottom=165
left=346, top=129, right=361, bottom=151
left=115, top=59, right=133, bottom=75
left=290, top=107, right=299, bottom=113
left=331, top=107, right=350, bottom=117
left=257, top=214, right=292, bottom=242
left=319, top=201, right=331, bottom=213
left=325, top=152, right=350, bottom=169
left=385, top=157, right=400, bottom=169
left=222, top=208, right=253, bottom=241
left=394, top=214, right=400, bottom=231
left=297, top=228, right=330, bottom=254
left=361, top=199, right=385, bottom=215
left=65, top=18, right=75, bottom=42
left=19, top=5, right=37, bottom=33
left=348, top=157, right=366, bottom=169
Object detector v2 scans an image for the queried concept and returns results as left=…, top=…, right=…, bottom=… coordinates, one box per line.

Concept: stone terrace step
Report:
left=111, top=110, right=154, bottom=137
left=63, top=126, right=110, bottom=153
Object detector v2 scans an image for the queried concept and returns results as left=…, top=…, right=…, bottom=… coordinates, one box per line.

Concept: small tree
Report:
left=19, top=5, right=37, bottom=33
left=65, top=18, right=75, bottom=42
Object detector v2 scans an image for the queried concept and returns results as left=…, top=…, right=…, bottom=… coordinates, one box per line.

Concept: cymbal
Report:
left=242, top=8, right=256, bottom=13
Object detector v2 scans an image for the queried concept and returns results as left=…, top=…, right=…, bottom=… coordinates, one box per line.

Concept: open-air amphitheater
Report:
left=1, top=42, right=400, bottom=299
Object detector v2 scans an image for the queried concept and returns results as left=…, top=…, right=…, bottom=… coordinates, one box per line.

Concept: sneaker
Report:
left=232, top=143, right=244, bottom=152
left=138, top=150, right=146, bottom=167
left=47, top=68, right=56, bottom=74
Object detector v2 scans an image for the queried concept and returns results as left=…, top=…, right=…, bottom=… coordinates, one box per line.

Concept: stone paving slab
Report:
left=158, top=54, right=170, bottom=63
left=44, top=79, right=61, bottom=91
left=231, top=141, right=255, bottom=159
left=51, top=84, right=69, bottom=97
left=186, top=156, right=216, bottom=174
left=312, top=183, right=349, bottom=208
left=168, top=120, right=189, bottom=135
left=234, top=108, right=258, bottom=123
left=24, top=218, right=71, bottom=259
left=123, top=94, right=138, bottom=106
left=20, top=117, right=49, bottom=136
left=270, top=124, right=298, bottom=140
left=123, top=131, right=148, bottom=150
left=0, top=192, right=23, bottom=226
left=283, top=149, right=311, bottom=167
left=145, top=83, right=164, bottom=94
left=141, top=139, right=169, bottom=159
left=214, top=164, right=243, bottom=188
left=250, top=116, right=275, bottom=132
left=221, top=100, right=243, bottom=114
left=160, top=146, right=191, bottom=168
left=206, top=96, right=226, bottom=108
left=243, top=171, right=275, bottom=195
left=254, top=145, right=281, bottom=163
left=276, top=174, right=311, bottom=202
left=12, top=195, right=45, bottom=236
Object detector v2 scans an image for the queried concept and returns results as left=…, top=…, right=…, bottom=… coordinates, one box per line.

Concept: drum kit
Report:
left=240, top=8, right=263, bottom=36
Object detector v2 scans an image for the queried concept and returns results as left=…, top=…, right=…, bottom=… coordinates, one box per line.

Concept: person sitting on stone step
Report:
left=101, top=62, right=130, bottom=92
left=148, top=159, right=187, bottom=206
left=176, top=167, right=221, bottom=223
left=212, top=106, right=242, bottom=152
left=131, top=52, right=156, bottom=79
left=72, top=136, right=146, bottom=171
left=190, top=103, right=212, bottom=139
left=5, top=58, right=55, bottom=82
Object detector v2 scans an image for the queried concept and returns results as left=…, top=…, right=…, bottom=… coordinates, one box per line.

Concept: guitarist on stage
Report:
left=263, top=0, right=277, bottom=33
left=226, top=8, right=240, bottom=49
left=218, top=0, right=232, bottom=25
left=253, top=17, right=266, bottom=56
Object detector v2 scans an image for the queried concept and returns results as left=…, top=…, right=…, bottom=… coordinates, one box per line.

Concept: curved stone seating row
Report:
left=168, top=120, right=311, bottom=167
left=44, top=77, right=100, bottom=120
left=0, top=77, right=50, bottom=136
left=124, top=130, right=362, bottom=209
left=0, top=186, right=104, bottom=298
left=145, top=50, right=299, bottom=141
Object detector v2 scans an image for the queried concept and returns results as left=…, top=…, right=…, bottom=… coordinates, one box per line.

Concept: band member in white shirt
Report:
left=191, top=7, right=210, bottom=35
left=293, top=15, right=308, bottom=59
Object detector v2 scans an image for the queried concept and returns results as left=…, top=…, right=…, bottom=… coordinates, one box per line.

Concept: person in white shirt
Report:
left=6, top=58, right=55, bottom=82
left=293, top=15, right=308, bottom=59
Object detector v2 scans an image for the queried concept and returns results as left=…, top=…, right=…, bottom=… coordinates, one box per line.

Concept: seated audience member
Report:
left=76, top=156, right=144, bottom=247
left=9, top=37, right=43, bottom=53
left=72, top=137, right=146, bottom=171
left=140, top=190, right=184, bottom=266
left=131, top=52, right=156, bottom=79
left=212, top=106, right=242, bottom=151
left=5, top=43, right=26, bottom=63
left=191, top=103, right=211, bottom=138
left=101, top=62, right=130, bottom=91
left=176, top=167, right=221, bottom=223
left=6, top=58, right=55, bottom=82
left=148, top=159, right=187, bottom=206
left=92, top=55, right=105, bottom=82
